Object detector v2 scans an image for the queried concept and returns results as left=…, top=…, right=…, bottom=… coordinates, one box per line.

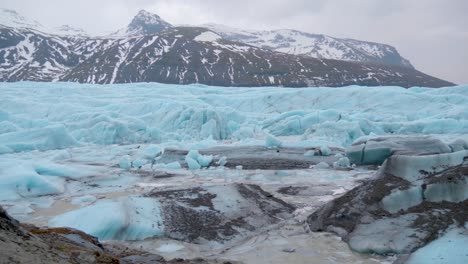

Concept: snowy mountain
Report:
left=0, top=8, right=43, bottom=30
left=0, top=9, right=454, bottom=87
left=112, top=9, right=172, bottom=37
left=51, top=25, right=88, bottom=36
left=203, top=24, right=414, bottom=68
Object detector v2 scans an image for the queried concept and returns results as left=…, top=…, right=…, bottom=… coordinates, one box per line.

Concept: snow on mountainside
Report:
left=0, top=9, right=454, bottom=87
left=0, top=8, right=43, bottom=30
left=111, top=9, right=172, bottom=37
left=203, top=23, right=414, bottom=68
left=51, top=25, right=88, bottom=36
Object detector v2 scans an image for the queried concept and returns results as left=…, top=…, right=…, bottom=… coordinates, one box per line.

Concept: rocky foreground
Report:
left=0, top=206, right=240, bottom=264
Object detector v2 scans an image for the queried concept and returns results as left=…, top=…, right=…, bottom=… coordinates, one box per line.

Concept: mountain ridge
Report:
left=0, top=9, right=455, bottom=88
left=202, top=23, right=414, bottom=69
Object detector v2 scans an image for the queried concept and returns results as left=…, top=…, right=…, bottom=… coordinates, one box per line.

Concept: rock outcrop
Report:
left=307, top=137, right=468, bottom=259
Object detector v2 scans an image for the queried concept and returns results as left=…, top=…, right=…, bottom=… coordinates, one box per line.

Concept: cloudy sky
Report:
left=1, top=0, right=466, bottom=84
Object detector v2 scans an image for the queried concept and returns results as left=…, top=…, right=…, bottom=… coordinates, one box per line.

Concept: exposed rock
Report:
left=308, top=141, right=468, bottom=257
left=146, top=183, right=295, bottom=242
left=0, top=26, right=453, bottom=87
left=204, top=24, right=415, bottom=69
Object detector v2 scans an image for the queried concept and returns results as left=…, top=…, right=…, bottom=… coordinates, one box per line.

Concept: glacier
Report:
left=0, top=82, right=467, bottom=264
left=0, top=82, right=466, bottom=153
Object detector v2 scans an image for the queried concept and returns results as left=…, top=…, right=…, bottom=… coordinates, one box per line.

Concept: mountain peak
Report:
left=126, top=9, right=171, bottom=35
left=135, top=9, right=160, bottom=19
left=0, top=8, right=43, bottom=29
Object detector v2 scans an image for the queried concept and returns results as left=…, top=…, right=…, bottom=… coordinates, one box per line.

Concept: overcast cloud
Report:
left=1, top=0, right=466, bottom=84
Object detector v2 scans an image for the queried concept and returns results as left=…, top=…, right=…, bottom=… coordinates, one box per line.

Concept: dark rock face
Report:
left=307, top=138, right=468, bottom=257
left=126, top=10, right=172, bottom=35
left=146, top=183, right=295, bottom=242
left=0, top=25, right=454, bottom=87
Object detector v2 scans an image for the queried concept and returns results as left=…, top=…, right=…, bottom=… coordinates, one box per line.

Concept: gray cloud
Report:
left=0, top=0, right=466, bottom=84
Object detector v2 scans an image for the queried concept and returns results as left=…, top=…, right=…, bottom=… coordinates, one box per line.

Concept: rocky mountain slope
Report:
left=203, top=24, right=414, bottom=68
left=112, top=10, right=172, bottom=37
left=0, top=9, right=454, bottom=87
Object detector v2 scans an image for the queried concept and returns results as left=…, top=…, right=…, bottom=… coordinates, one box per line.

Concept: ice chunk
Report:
left=449, top=139, right=468, bottom=152
left=349, top=214, right=426, bottom=254
left=407, top=228, right=468, bottom=264
left=333, top=157, right=350, bottom=169
left=265, top=134, right=282, bottom=148
left=347, top=136, right=453, bottom=165
left=0, top=126, right=78, bottom=153
left=132, top=158, right=147, bottom=169
left=319, top=145, right=332, bottom=156
left=143, top=144, right=163, bottom=159
left=232, top=126, right=255, bottom=140
left=185, top=150, right=213, bottom=168
left=304, top=150, right=317, bottom=157
left=334, top=153, right=344, bottom=158
left=185, top=156, right=201, bottom=170
left=197, top=154, right=213, bottom=167
left=381, top=186, right=423, bottom=213
left=383, top=150, right=468, bottom=182
left=346, top=144, right=393, bottom=166
left=424, top=181, right=468, bottom=203
left=49, top=197, right=164, bottom=240
left=216, top=156, right=227, bottom=167
left=164, top=161, right=182, bottom=170
left=0, top=163, right=65, bottom=201
left=119, top=155, right=132, bottom=169
left=315, top=162, right=330, bottom=169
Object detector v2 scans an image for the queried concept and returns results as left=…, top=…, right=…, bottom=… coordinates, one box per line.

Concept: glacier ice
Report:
left=346, top=136, right=454, bottom=165
left=0, top=126, right=78, bottom=154
left=49, top=196, right=164, bottom=240
left=132, top=158, right=148, bottom=169
left=314, top=162, right=330, bottom=169
left=185, top=156, right=201, bottom=170
left=381, top=186, right=423, bottom=213
left=333, top=157, right=350, bottom=169
left=407, top=228, right=468, bottom=264
left=319, top=145, right=332, bottom=156
left=0, top=158, right=100, bottom=200
left=0, top=82, right=466, bottom=154
left=265, top=134, right=283, bottom=148
left=143, top=144, right=164, bottom=159
left=119, top=155, right=132, bottom=169
left=425, top=180, right=468, bottom=203
left=0, top=82, right=467, bottom=260
left=185, top=150, right=213, bottom=169
left=164, top=161, right=182, bottom=170
left=348, top=214, right=426, bottom=254
left=383, top=150, right=468, bottom=182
